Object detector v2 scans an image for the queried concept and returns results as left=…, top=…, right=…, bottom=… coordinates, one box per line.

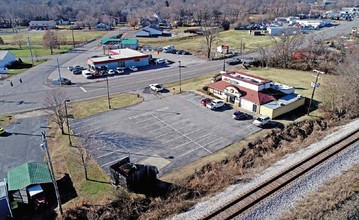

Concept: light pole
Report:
left=56, top=58, right=62, bottom=86
left=64, top=100, right=72, bottom=146
left=40, top=131, right=63, bottom=215
left=307, top=69, right=324, bottom=115
left=106, top=77, right=111, bottom=109
left=27, top=34, right=34, bottom=67
left=223, top=58, right=226, bottom=71
left=178, top=61, right=182, bottom=93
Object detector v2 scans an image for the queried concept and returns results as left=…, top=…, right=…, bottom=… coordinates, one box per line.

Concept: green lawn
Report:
left=0, top=29, right=108, bottom=57
left=138, top=29, right=274, bottom=53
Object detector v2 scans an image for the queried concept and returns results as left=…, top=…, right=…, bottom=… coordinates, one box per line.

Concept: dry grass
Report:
left=69, top=93, right=143, bottom=119
left=281, top=160, right=359, bottom=220
left=164, top=72, right=217, bottom=94
left=0, top=115, right=13, bottom=128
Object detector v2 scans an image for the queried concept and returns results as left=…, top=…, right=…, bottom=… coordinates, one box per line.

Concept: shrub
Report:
left=202, top=86, right=208, bottom=91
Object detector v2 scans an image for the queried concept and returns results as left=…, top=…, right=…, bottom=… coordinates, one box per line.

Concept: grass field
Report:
left=138, top=29, right=274, bottom=54
left=0, top=29, right=108, bottom=57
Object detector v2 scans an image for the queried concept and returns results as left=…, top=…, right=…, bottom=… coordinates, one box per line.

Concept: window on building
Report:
left=134, top=58, right=140, bottom=62
left=214, top=90, right=222, bottom=95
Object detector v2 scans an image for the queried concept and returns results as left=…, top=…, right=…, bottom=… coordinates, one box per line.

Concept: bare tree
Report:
left=13, top=33, right=24, bottom=49
left=77, top=132, right=93, bottom=180
left=203, top=24, right=218, bottom=59
left=127, top=15, right=139, bottom=29
left=44, top=89, right=68, bottom=134
left=43, top=30, right=59, bottom=54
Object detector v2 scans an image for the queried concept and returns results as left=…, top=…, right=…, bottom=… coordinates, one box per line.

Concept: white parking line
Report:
left=203, top=137, right=224, bottom=147
left=142, top=120, right=163, bottom=128
left=128, top=107, right=169, bottom=120
left=170, top=119, right=190, bottom=126
left=176, top=123, right=195, bottom=130
left=178, top=146, right=202, bottom=158
left=183, top=128, right=202, bottom=135
left=150, top=113, right=212, bottom=154
left=80, top=87, right=87, bottom=92
left=171, top=140, right=192, bottom=150
left=161, top=135, right=183, bottom=144
left=154, top=130, right=176, bottom=139
left=195, top=132, right=213, bottom=141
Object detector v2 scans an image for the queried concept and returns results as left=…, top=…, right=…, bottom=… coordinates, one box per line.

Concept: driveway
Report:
left=0, top=112, right=48, bottom=178
left=70, top=92, right=260, bottom=177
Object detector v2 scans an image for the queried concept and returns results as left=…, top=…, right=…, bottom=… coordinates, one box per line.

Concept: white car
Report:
left=206, top=99, right=225, bottom=110
left=129, top=66, right=138, bottom=71
left=253, top=115, right=271, bottom=127
left=108, top=69, right=116, bottom=75
left=155, top=58, right=165, bottom=64
left=82, top=70, right=92, bottom=79
left=149, top=84, right=163, bottom=92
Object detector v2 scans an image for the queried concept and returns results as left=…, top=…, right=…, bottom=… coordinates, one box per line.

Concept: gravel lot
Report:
left=173, top=118, right=359, bottom=220
left=70, top=92, right=260, bottom=176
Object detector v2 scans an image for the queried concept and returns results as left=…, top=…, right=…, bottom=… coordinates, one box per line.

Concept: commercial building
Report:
left=87, top=48, right=150, bottom=71
left=101, top=38, right=139, bottom=50
left=206, top=71, right=305, bottom=118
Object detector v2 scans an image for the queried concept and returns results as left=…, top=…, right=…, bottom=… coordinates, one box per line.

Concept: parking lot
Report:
left=70, top=92, right=260, bottom=176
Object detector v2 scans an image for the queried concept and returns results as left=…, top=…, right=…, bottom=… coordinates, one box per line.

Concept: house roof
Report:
left=262, top=93, right=303, bottom=109
left=206, top=81, right=275, bottom=105
left=122, top=38, right=138, bottom=45
left=7, top=162, right=52, bottom=191
left=88, top=48, right=149, bottom=64
left=0, top=51, right=14, bottom=60
left=223, top=71, right=271, bottom=86
left=101, top=38, right=122, bottom=45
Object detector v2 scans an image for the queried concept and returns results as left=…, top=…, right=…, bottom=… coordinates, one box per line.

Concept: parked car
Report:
left=129, top=66, right=138, bottom=71
left=116, top=67, right=126, bottom=71
left=155, top=58, right=165, bottom=64
left=171, top=49, right=178, bottom=54
left=182, top=50, right=191, bottom=55
left=226, top=58, right=242, bottom=65
left=253, top=115, right=271, bottom=127
left=108, top=69, right=116, bottom=75
left=99, top=70, right=108, bottom=76
left=91, top=71, right=101, bottom=78
left=176, top=50, right=184, bottom=54
left=69, top=65, right=83, bottom=71
left=52, top=77, right=72, bottom=85
left=72, top=68, right=82, bottom=74
left=149, top=83, right=163, bottom=92
left=232, top=111, right=248, bottom=120
left=116, top=69, right=124, bottom=74
left=206, top=99, right=225, bottom=110
left=201, top=98, right=213, bottom=106
left=82, top=70, right=92, bottom=79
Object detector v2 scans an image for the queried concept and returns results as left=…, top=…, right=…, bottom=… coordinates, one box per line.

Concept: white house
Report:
left=29, top=20, right=56, bottom=29
left=136, top=26, right=163, bottom=37
left=267, top=26, right=300, bottom=36
left=0, top=51, right=16, bottom=74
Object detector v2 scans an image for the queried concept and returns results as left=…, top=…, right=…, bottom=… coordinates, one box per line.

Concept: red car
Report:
left=201, top=98, right=213, bottom=106
left=91, top=71, right=101, bottom=78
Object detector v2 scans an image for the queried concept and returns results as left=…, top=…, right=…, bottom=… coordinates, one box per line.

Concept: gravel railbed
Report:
left=172, top=119, right=359, bottom=220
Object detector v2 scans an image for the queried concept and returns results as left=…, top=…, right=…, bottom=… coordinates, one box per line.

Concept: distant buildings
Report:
left=29, top=20, right=56, bottom=30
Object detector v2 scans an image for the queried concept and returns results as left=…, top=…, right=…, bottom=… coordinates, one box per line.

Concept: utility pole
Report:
left=27, top=35, right=34, bottom=66
left=64, top=100, right=72, bottom=146
left=240, top=37, right=243, bottom=54
left=41, top=131, right=63, bottom=215
left=57, top=58, right=62, bottom=86
left=223, top=58, right=226, bottom=71
left=307, top=69, right=324, bottom=115
left=178, top=61, right=182, bottom=93
left=106, top=77, right=111, bottom=109
left=71, top=29, right=75, bottom=48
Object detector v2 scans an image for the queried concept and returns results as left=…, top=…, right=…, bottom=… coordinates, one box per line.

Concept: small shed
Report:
left=0, top=179, right=13, bottom=219
left=7, top=162, right=53, bottom=204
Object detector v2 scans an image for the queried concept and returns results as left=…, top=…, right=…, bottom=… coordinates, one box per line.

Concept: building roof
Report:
left=262, top=93, right=302, bottom=109
left=0, top=51, right=14, bottom=60
left=121, top=38, right=138, bottom=45
left=88, top=48, right=149, bottom=65
left=101, top=38, right=122, bottom=45
left=223, top=71, right=271, bottom=86
left=206, top=81, right=275, bottom=105
left=7, top=162, right=52, bottom=191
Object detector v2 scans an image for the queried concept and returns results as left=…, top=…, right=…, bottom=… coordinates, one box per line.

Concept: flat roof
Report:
left=88, top=48, right=149, bottom=64
left=262, top=93, right=302, bottom=109
left=223, top=71, right=271, bottom=86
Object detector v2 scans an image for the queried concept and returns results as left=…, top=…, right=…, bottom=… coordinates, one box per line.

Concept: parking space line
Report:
left=80, top=87, right=87, bottom=92
left=148, top=126, right=168, bottom=133
left=170, top=119, right=190, bottom=126
left=195, top=132, right=213, bottom=141
left=178, top=146, right=202, bottom=158
left=154, top=129, right=176, bottom=139
left=128, top=107, right=169, bottom=120
left=176, top=123, right=195, bottom=130
left=161, top=136, right=183, bottom=144
left=142, top=120, right=163, bottom=128
left=183, top=128, right=202, bottom=135
left=150, top=113, right=212, bottom=154
left=203, top=137, right=224, bottom=147
left=171, top=140, right=192, bottom=150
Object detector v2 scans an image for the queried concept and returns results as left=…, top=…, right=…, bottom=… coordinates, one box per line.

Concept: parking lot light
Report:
left=223, top=58, right=226, bottom=71
left=106, top=77, right=111, bottom=109
left=178, top=61, right=182, bottom=93
left=64, top=99, right=72, bottom=146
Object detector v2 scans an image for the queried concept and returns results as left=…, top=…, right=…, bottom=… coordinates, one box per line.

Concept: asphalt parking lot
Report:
left=70, top=92, right=260, bottom=177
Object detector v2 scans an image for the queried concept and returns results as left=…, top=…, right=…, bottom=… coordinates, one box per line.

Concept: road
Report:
left=0, top=20, right=358, bottom=116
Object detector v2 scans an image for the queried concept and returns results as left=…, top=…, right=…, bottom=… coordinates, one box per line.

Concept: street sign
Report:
left=311, top=81, right=320, bottom=88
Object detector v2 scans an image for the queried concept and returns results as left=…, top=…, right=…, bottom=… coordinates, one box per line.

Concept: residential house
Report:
left=96, top=23, right=112, bottom=31
left=267, top=26, right=300, bottom=35
left=87, top=48, right=149, bottom=71
left=0, top=51, right=16, bottom=74
left=206, top=71, right=305, bottom=118
left=136, top=26, right=163, bottom=37
left=29, top=20, right=56, bottom=29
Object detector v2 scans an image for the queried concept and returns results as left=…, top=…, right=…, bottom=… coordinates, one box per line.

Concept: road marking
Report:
left=128, top=107, right=169, bottom=120
left=195, top=132, right=213, bottom=141
left=203, top=137, right=224, bottom=147
left=171, top=140, right=192, bottom=150
left=183, top=128, right=202, bottom=135
left=80, top=87, right=87, bottom=92
left=161, top=136, right=183, bottom=144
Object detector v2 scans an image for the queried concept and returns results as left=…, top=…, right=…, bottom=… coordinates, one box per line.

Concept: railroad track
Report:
left=202, top=128, right=359, bottom=220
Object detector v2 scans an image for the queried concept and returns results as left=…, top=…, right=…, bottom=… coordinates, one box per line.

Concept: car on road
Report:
left=253, top=115, right=271, bottom=127
left=82, top=70, right=92, bottom=79
left=108, top=69, right=116, bottom=75
left=226, top=58, right=242, bottom=65
left=0, top=127, right=4, bottom=135
left=201, top=98, right=213, bottom=106
left=181, top=50, right=192, bottom=55
left=149, top=84, right=163, bottom=92
left=232, top=111, right=248, bottom=120
left=129, top=66, right=138, bottom=71
left=52, top=77, right=72, bottom=85
left=206, top=99, right=225, bottom=110
left=72, top=68, right=82, bottom=75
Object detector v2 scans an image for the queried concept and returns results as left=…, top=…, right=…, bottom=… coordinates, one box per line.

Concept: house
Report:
left=29, top=20, right=56, bottom=29
left=0, top=179, right=12, bottom=219
left=0, top=51, right=16, bottom=74
left=96, top=23, right=111, bottom=31
left=267, top=26, right=300, bottom=35
left=7, top=162, right=54, bottom=206
left=87, top=48, right=149, bottom=71
left=206, top=71, right=305, bottom=118
left=101, top=38, right=139, bottom=50
left=136, top=26, right=163, bottom=37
